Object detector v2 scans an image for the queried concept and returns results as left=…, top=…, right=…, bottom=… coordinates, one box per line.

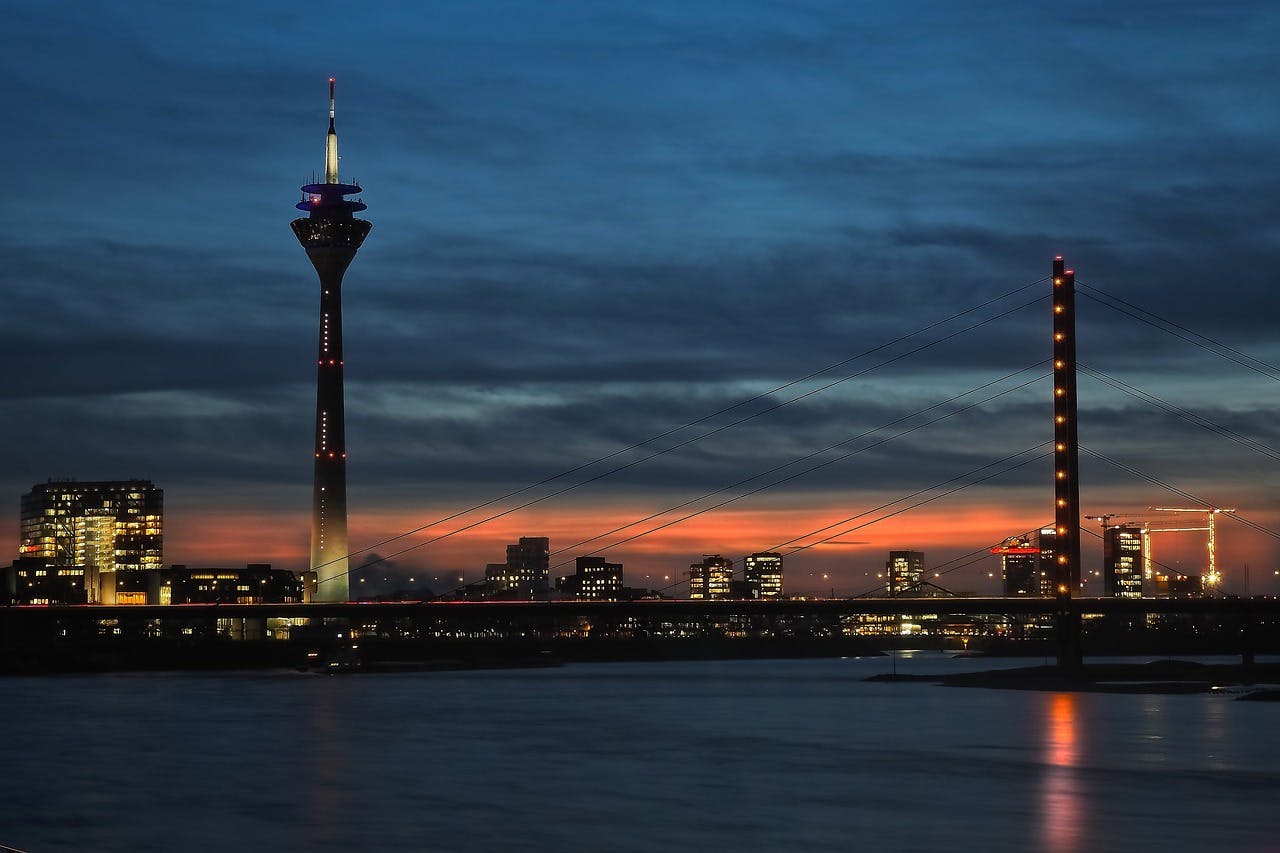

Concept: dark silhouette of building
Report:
left=482, top=538, right=551, bottom=598
left=1104, top=524, right=1144, bottom=598
left=556, top=556, right=623, bottom=600
left=744, top=552, right=783, bottom=598
left=886, top=550, right=925, bottom=596
left=291, top=78, right=371, bottom=602
left=6, top=562, right=302, bottom=606
left=993, top=536, right=1041, bottom=596
left=165, top=564, right=304, bottom=605
left=689, top=555, right=733, bottom=600
left=507, top=537, right=551, bottom=596
left=5, top=557, right=91, bottom=605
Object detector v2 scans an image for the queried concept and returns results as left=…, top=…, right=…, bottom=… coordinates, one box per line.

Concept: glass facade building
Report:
left=18, top=480, right=163, bottom=602
left=886, top=550, right=925, bottom=596
left=689, top=555, right=733, bottom=600
left=744, top=552, right=783, bottom=599
left=1103, top=524, right=1144, bottom=598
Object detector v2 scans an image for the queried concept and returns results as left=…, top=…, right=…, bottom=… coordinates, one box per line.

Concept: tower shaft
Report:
left=310, top=250, right=350, bottom=598
left=1051, top=257, right=1081, bottom=597
left=1052, top=256, right=1082, bottom=669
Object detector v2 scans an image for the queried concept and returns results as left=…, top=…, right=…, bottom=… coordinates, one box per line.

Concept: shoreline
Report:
left=866, top=659, right=1280, bottom=694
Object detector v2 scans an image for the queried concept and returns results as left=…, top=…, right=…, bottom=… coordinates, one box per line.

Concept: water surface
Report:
left=3, top=654, right=1277, bottom=852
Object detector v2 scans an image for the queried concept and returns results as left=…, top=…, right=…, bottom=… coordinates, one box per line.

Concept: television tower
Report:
left=291, top=78, right=371, bottom=601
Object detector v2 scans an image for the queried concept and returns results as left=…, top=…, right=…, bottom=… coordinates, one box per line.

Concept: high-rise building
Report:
left=689, top=555, right=733, bottom=600
left=1037, top=527, right=1060, bottom=597
left=18, top=480, right=163, bottom=602
left=503, top=537, right=550, bottom=597
left=744, top=552, right=783, bottom=599
left=556, top=556, right=624, bottom=600
left=992, top=536, right=1041, bottom=596
left=886, top=550, right=924, bottom=596
left=1104, top=524, right=1144, bottom=598
left=291, top=78, right=371, bottom=603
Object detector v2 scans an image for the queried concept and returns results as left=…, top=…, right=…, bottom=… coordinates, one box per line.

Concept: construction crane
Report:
left=1147, top=506, right=1236, bottom=589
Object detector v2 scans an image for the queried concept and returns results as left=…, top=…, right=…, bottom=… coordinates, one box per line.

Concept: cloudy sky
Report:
left=3, top=0, right=1278, bottom=594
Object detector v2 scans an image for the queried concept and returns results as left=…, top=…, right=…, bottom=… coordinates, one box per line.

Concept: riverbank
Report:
left=865, top=659, right=1280, bottom=694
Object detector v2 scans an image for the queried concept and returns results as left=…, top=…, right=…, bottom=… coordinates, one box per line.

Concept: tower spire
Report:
left=325, top=76, right=339, bottom=184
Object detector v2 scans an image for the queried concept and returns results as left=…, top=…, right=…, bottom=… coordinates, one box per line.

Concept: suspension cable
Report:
left=545, top=367, right=1047, bottom=571
left=1078, top=285, right=1280, bottom=383
left=1080, top=446, right=1280, bottom=541
left=324, top=293, right=1049, bottom=584
left=1081, top=365, right=1280, bottom=463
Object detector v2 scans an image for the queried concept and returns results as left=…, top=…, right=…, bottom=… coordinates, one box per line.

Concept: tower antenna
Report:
left=325, top=76, right=339, bottom=184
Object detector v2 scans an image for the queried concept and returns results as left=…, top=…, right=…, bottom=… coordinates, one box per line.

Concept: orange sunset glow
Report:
left=6, top=491, right=1265, bottom=595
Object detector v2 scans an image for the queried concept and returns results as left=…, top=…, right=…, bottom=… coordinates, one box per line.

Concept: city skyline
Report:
left=3, top=2, right=1279, bottom=593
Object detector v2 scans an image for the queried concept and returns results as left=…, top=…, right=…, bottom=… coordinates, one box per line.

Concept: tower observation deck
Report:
left=290, top=78, right=370, bottom=602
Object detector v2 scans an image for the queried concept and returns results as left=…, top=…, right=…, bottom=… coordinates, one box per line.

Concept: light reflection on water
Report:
left=2, top=654, right=1277, bottom=852
left=1041, top=693, right=1082, bottom=853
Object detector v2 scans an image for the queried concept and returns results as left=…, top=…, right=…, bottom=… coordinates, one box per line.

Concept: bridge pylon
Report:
left=1052, top=256, right=1084, bottom=669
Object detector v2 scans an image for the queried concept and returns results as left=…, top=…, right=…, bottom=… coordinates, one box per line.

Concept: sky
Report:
left=2, top=0, right=1279, bottom=595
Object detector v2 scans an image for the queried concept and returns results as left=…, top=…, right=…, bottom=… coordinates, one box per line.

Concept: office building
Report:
left=1038, top=527, right=1060, bottom=597
left=556, top=556, right=624, bottom=600
left=7, top=557, right=92, bottom=605
left=166, top=564, right=304, bottom=605
left=886, top=550, right=925, bottom=596
left=292, top=78, right=372, bottom=602
left=1103, top=524, right=1144, bottom=598
left=744, top=552, right=783, bottom=599
left=483, top=538, right=551, bottom=598
left=689, top=555, right=733, bottom=600
left=507, top=536, right=551, bottom=596
left=993, top=536, right=1041, bottom=596
left=18, top=480, right=163, bottom=602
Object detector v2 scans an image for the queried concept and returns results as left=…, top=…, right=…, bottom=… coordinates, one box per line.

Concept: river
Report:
left=2, top=653, right=1277, bottom=852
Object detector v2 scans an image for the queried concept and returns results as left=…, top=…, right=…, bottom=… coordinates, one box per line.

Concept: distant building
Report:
left=1103, top=524, right=1144, bottom=598
left=6, top=562, right=302, bottom=606
left=689, top=555, right=733, bottom=600
left=1037, top=527, right=1060, bottom=596
left=744, top=552, right=783, bottom=599
left=165, top=564, right=304, bottom=605
left=483, top=538, right=551, bottom=598
left=993, top=536, right=1042, bottom=596
left=508, top=536, right=550, bottom=595
left=483, top=562, right=516, bottom=595
left=556, top=556, right=624, bottom=600
left=886, top=551, right=925, bottom=596
left=6, top=557, right=92, bottom=605
left=18, top=480, right=163, bottom=603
